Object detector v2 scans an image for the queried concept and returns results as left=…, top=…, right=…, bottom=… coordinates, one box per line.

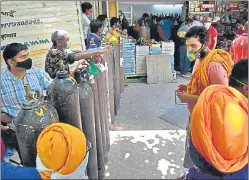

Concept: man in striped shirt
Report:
left=1, top=43, right=52, bottom=164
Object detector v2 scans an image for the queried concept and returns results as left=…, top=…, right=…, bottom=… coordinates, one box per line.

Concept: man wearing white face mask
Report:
left=203, top=17, right=218, bottom=50
left=45, top=30, right=111, bottom=79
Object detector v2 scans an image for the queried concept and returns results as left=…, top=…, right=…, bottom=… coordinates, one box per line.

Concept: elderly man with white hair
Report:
left=45, top=30, right=111, bottom=79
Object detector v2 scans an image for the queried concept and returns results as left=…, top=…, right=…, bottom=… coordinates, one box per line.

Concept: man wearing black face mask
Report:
left=176, top=26, right=233, bottom=171
left=1, top=43, right=52, bottom=164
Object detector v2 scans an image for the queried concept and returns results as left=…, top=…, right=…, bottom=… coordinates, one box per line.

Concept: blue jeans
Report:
left=179, top=45, right=191, bottom=75
left=170, top=55, right=175, bottom=73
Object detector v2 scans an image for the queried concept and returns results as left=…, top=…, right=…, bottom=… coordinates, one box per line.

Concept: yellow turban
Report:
left=36, top=123, right=88, bottom=179
left=191, top=85, right=248, bottom=173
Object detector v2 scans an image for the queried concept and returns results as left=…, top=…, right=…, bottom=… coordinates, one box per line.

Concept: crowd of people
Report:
left=1, top=1, right=248, bottom=179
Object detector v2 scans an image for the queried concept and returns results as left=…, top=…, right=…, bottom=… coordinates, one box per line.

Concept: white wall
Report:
left=132, top=5, right=183, bottom=22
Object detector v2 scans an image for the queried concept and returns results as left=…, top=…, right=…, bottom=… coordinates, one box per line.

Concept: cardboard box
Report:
left=146, top=54, right=172, bottom=84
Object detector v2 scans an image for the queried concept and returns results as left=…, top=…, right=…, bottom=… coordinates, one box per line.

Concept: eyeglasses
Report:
left=233, top=77, right=248, bottom=87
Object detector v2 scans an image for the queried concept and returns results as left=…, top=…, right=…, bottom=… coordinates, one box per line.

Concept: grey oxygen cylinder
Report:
left=87, top=73, right=105, bottom=179
left=74, top=68, right=98, bottom=179
left=15, top=85, right=58, bottom=167
left=47, top=60, right=82, bottom=130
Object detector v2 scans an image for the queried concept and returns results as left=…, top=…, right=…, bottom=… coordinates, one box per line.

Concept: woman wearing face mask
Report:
left=176, top=26, right=233, bottom=171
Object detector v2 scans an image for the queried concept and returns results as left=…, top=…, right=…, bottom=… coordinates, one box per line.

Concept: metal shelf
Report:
left=189, top=11, right=213, bottom=13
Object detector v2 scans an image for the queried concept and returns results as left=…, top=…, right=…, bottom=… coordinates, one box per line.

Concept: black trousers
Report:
left=1, top=126, right=23, bottom=164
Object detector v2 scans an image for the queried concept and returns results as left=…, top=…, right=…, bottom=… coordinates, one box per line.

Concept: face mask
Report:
left=187, top=46, right=206, bottom=61
left=187, top=50, right=200, bottom=61
left=86, top=9, right=92, bottom=15
left=66, top=41, right=71, bottom=49
left=13, top=58, right=32, bottom=70
left=204, top=22, right=212, bottom=30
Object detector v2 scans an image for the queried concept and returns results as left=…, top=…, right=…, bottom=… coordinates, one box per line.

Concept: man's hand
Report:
left=99, top=46, right=113, bottom=55
left=81, top=60, right=89, bottom=68
left=70, top=60, right=89, bottom=78
left=176, top=92, right=199, bottom=104
left=176, top=84, right=187, bottom=93
left=177, top=92, right=191, bottom=103
left=1, top=125, right=9, bottom=131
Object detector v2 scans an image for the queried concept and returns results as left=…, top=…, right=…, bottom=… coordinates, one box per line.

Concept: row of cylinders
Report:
left=15, top=45, right=124, bottom=179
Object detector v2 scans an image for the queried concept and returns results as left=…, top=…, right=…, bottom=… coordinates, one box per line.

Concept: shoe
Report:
left=176, top=71, right=181, bottom=75
left=182, top=73, right=192, bottom=78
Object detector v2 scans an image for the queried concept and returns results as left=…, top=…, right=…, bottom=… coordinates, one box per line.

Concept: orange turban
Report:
left=191, top=85, right=248, bottom=173
left=36, top=123, right=88, bottom=179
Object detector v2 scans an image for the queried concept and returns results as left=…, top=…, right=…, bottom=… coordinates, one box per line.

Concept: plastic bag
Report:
left=88, top=61, right=101, bottom=75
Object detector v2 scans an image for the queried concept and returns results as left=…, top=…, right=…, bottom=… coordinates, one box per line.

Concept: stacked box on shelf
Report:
left=149, top=47, right=162, bottom=55
left=123, top=42, right=136, bottom=75
left=136, top=46, right=149, bottom=74
left=161, top=41, right=175, bottom=55
left=122, top=38, right=133, bottom=43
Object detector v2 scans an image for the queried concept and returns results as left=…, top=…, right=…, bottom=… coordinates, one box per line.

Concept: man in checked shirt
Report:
left=45, top=30, right=111, bottom=79
left=1, top=43, right=52, bottom=164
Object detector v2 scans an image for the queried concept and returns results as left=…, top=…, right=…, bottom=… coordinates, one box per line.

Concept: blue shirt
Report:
left=189, top=138, right=248, bottom=179
left=1, top=161, right=41, bottom=179
left=87, top=33, right=101, bottom=49
left=1, top=67, right=52, bottom=128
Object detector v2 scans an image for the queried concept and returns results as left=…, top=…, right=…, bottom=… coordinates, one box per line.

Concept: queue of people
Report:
left=1, top=2, right=248, bottom=179
left=1, top=3, right=113, bottom=177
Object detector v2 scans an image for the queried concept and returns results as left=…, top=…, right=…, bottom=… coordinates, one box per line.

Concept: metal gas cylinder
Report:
left=139, top=22, right=148, bottom=40
left=47, top=60, right=82, bottom=130
left=15, top=85, right=58, bottom=167
left=74, top=68, right=98, bottom=179
left=87, top=73, right=105, bottom=179
left=119, top=41, right=125, bottom=94
left=103, top=53, right=115, bottom=127
left=94, top=70, right=110, bottom=163
left=113, top=45, right=121, bottom=114
left=89, top=41, right=110, bottom=163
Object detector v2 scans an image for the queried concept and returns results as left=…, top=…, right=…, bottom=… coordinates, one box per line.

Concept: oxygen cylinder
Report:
left=119, top=43, right=125, bottom=94
left=89, top=40, right=110, bottom=162
left=87, top=74, right=105, bottom=179
left=120, top=66, right=125, bottom=94
left=139, top=22, right=148, bottom=40
left=104, top=53, right=115, bottom=126
left=113, top=45, right=121, bottom=114
left=95, top=72, right=108, bottom=163
left=47, top=60, right=82, bottom=130
left=102, top=69, right=111, bottom=153
left=15, top=85, right=58, bottom=167
left=74, top=68, right=98, bottom=179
